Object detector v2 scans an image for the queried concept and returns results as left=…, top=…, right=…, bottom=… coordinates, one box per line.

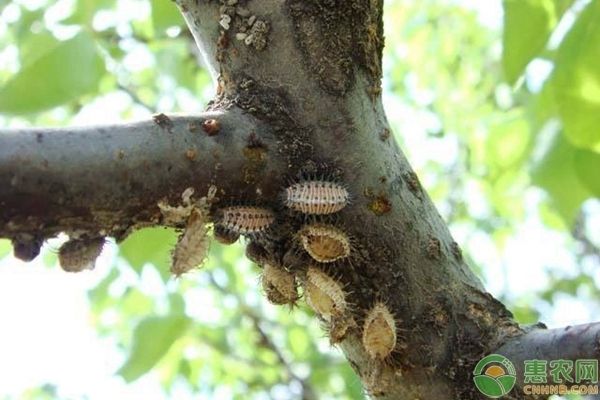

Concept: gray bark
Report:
left=497, top=322, right=600, bottom=390
left=1, top=110, right=282, bottom=241
left=0, top=0, right=598, bottom=398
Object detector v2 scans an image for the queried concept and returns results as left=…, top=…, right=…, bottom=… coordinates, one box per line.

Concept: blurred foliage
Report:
left=0, top=0, right=599, bottom=399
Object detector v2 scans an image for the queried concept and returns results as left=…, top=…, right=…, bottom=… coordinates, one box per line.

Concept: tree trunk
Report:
left=1, top=1, right=598, bottom=398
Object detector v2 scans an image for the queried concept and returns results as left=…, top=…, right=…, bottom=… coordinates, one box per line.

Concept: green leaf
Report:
left=118, top=227, right=177, bottom=275
left=169, top=293, right=186, bottom=314
left=0, top=239, right=11, bottom=259
left=531, top=132, right=592, bottom=225
left=118, top=315, right=191, bottom=382
left=12, top=8, right=46, bottom=42
left=486, top=111, right=531, bottom=170
left=0, top=31, right=106, bottom=114
left=573, top=149, right=600, bottom=197
left=502, top=0, right=566, bottom=84
left=88, top=268, right=120, bottom=304
left=151, top=0, right=184, bottom=35
left=61, top=0, right=117, bottom=26
left=287, top=327, right=310, bottom=357
left=550, top=1, right=600, bottom=151
left=18, top=32, right=60, bottom=67
left=511, top=303, right=540, bottom=324
left=155, top=43, right=197, bottom=91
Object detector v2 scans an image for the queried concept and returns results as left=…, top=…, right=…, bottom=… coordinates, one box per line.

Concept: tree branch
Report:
left=209, top=272, right=317, bottom=399
left=0, top=108, right=284, bottom=244
left=497, top=322, right=600, bottom=388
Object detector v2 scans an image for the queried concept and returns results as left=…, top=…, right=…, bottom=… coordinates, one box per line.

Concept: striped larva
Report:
left=362, top=303, right=397, bottom=360
left=298, top=224, right=350, bottom=263
left=261, top=263, right=298, bottom=305
left=217, top=206, right=275, bottom=235
left=304, top=266, right=347, bottom=319
left=171, top=208, right=210, bottom=277
left=284, top=180, right=349, bottom=215
left=58, top=237, right=105, bottom=272
left=304, top=266, right=354, bottom=344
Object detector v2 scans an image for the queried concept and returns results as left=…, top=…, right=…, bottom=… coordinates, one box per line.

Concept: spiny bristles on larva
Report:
left=262, top=263, right=298, bottom=305
left=58, top=237, right=105, bottom=272
left=217, top=206, right=275, bottom=235
left=284, top=180, right=349, bottom=215
left=362, top=303, right=397, bottom=360
left=329, top=313, right=356, bottom=345
left=213, top=224, right=240, bottom=245
left=299, top=224, right=350, bottom=263
left=304, top=266, right=347, bottom=320
left=171, top=208, right=210, bottom=277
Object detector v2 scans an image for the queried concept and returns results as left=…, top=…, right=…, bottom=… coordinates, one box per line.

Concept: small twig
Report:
left=208, top=272, right=317, bottom=400
left=572, top=211, right=600, bottom=265
left=117, top=83, right=154, bottom=112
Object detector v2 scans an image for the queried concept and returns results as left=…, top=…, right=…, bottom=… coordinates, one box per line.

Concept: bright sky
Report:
left=0, top=240, right=172, bottom=400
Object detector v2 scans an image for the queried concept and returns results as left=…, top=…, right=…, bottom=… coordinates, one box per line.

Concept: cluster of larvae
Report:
left=51, top=179, right=397, bottom=365
left=216, top=180, right=397, bottom=364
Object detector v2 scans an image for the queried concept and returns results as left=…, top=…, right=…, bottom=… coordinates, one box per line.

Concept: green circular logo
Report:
left=473, top=354, right=516, bottom=398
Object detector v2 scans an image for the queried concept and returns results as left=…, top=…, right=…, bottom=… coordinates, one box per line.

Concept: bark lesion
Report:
left=285, top=0, right=384, bottom=97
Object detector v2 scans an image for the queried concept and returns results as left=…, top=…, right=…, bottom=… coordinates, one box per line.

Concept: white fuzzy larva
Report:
left=299, top=224, right=350, bottom=263
left=262, top=263, right=298, bottom=305
left=284, top=181, right=349, bottom=215
left=362, top=303, right=397, bottom=360
left=171, top=209, right=209, bottom=277
left=304, top=266, right=347, bottom=320
left=59, top=237, right=105, bottom=272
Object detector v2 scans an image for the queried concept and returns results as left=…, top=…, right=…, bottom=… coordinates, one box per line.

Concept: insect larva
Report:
left=299, top=224, right=350, bottom=263
left=217, top=206, right=274, bottom=235
left=171, top=208, right=210, bottom=277
left=262, top=263, right=298, bottom=305
left=304, top=266, right=354, bottom=344
left=362, top=303, right=397, bottom=360
left=213, top=224, right=240, bottom=245
left=59, top=237, right=105, bottom=273
left=304, top=266, right=347, bottom=320
left=12, top=234, right=43, bottom=262
left=284, top=181, right=349, bottom=215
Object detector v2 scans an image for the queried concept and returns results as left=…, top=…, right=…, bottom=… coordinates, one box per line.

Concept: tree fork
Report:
left=0, top=1, right=598, bottom=398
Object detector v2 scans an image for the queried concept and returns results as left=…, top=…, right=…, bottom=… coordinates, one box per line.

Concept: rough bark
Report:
left=0, top=1, right=598, bottom=399
left=1, top=110, right=282, bottom=250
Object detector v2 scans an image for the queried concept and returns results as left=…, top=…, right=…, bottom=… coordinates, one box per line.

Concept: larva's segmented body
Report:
left=284, top=181, right=349, bottom=215
left=262, top=263, right=298, bottom=305
left=218, top=206, right=275, bottom=235
left=305, top=266, right=347, bottom=320
left=362, top=303, right=397, bottom=360
left=171, top=208, right=209, bottom=277
left=59, top=237, right=105, bottom=272
left=304, top=266, right=355, bottom=343
left=299, top=223, right=351, bottom=263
